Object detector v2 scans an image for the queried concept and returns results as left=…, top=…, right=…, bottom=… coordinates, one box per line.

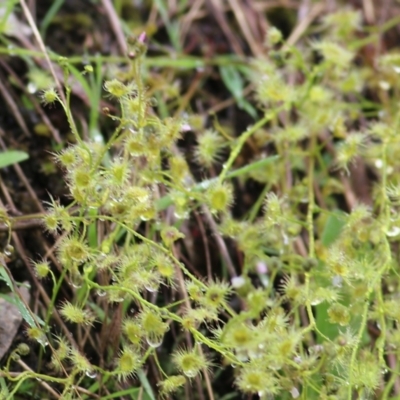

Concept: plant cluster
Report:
left=3, top=7, right=400, bottom=400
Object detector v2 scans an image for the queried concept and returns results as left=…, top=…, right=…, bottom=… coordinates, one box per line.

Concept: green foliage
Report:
left=4, top=6, right=400, bottom=400
left=0, top=150, right=29, bottom=169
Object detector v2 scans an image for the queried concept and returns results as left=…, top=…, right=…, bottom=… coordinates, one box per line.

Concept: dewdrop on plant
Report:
left=139, top=309, right=168, bottom=348
left=26, top=327, right=48, bottom=347
left=69, top=348, right=92, bottom=375
left=206, top=183, right=234, bottom=214
left=172, top=347, right=211, bottom=378
left=116, top=346, right=142, bottom=381
left=236, top=366, right=279, bottom=395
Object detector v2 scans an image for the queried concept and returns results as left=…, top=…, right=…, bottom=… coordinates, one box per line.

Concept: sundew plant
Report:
left=3, top=7, right=400, bottom=400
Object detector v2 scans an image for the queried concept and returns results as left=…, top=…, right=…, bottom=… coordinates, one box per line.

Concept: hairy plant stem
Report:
left=217, top=109, right=282, bottom=185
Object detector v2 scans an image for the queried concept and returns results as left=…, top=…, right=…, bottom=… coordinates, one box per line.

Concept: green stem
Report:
left=304, top=129, right=317, bottom=334
left=347, top=292, right=371, bottom=400
left=218, top=111, right=280, bottom=185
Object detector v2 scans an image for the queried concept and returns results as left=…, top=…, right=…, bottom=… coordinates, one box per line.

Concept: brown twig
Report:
left=100, top=0, right=127, bottom=55
left=201, top=205, right=237, bottom=278
left=17, top=359, right=61, bottom=399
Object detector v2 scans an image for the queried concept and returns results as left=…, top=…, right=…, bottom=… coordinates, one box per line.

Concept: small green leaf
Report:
left=0, top=293, right=36, bottom=328
left=0, top=150, right=29, bottom=169
left=315, top=295, right=340, bottom=343
left=220, top=65, right=257, bottom=117
left=237, top=97, right=258, bottom=119
left=0, top=265, right=13, bottom=288
left=0, top=268, right=37, bottom=328
left=220, top=65, right=243, bottom=100
left=321, top=211, right=346, bottom=247
left=137, top=369, right=156, bottom=400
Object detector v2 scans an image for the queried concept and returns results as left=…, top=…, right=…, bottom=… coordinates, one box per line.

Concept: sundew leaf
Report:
left=220, top=65, right=257, bottom=118
left=0, top=267, right=36, bottom=328
left=0, top=150, right=29, bottom=169
left=315, top=212, right=348, bottom=343
left=137, top=369, right=156, bottom=400
left=321, top=211, right=346, bottom=246
left=220, top=65, right=243, bottom=100
left=315, top=298, right=339, bottom=343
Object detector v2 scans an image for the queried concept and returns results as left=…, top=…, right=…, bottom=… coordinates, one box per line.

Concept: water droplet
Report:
left=282, top=233, right=289, bottom=246
left=111, top=295, right=124, bottom=303
left=310, top=298, right=323, bottom=306
left=97, top=289, right=106, bottom=297
left=235, top=352, right=249, bottom=362
left=375, top=159, right=383, bottom=169
left=183, top=369, right=197, bottom=378
left=145, top=334, right=163, bottom=348
left=4, top=244, right=14, bottom=257
left=332, top=275, right=343, bottom=287
left=231, top=276, right=246, bottom=289
left=173, top=211, right=189, bottom=220
left=85, top=370, right=97, bottom=379
left=7, top=44, right=15, bottom=56
left=290, top=387, right=300, bottom=399
left=386, top=226, right=400, bottom=237
left=308, top=345, right=322, bottom=356
left=259, top=275, right=269, bottom=288
left=248, top=350, right=262, bottom=359
left=37, top=336, right=49, bottom=347
left=70, top=274, right=83, bottom=289
left=92, top=130, right=104, bottom=144
left=379, top=81, right=390, bottom=90
left=109, top=292, right=124, bottom=303
left=258, top=391, right=264, bottom=397
left=27, top=82, right=37, bottom=94
left=145, top=282, right=159, bottom=293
